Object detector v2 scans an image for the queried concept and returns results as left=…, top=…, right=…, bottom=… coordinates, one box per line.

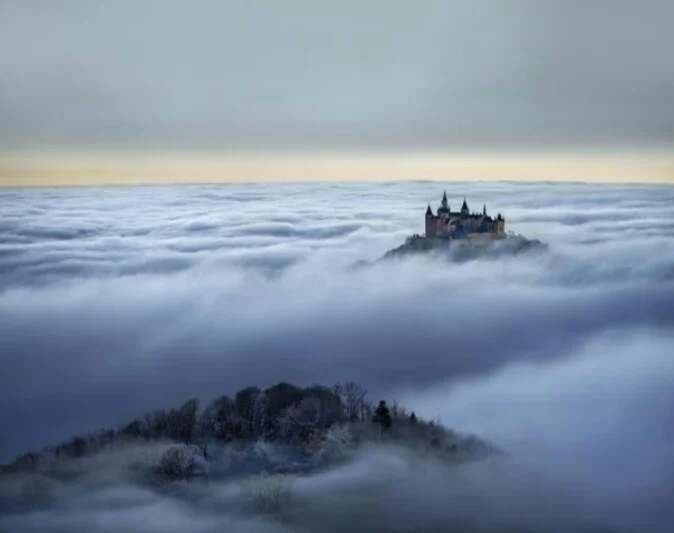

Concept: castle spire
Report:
left=461, top=197, right=469, bottom=215
left=441, top=190, right=448, bottom=210
left=426, top=204, right=433, bottom=217
left=483, top=204, right=487, bottom=216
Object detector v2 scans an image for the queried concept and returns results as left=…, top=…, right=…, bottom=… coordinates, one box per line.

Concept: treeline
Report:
left=5, top=382, right=422, bottom=473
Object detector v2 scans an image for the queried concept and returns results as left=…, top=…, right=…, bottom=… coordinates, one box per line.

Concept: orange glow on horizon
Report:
left=1, top=149, right=673, bottom=186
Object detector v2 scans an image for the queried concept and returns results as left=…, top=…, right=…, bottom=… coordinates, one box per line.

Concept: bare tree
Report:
left=166, top=399, right=199, bottom=443
left=240, top=472, right=293, bottom=514
left=303, top=384, right=344, bottom=425
left=334, top=382, right=368, bottom=422
left=252, top=391, right=270, bottom=438
left=199, top=395, right=242, bottom=440
left=277, top=397, right=323, bottom=450
left=391, top=400, right=408, bottom=420
left=235, top=386, right=261, bottom=437
left=155, top=444, right=208, bottom=481
left=314, top=423, right=354, bottom=465
left=142, top=410, right=168, bottom=440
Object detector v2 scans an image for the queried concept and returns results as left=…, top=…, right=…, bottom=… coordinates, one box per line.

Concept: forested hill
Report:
left=3, top=381, right=497, bottom=478
left=382, top=233, right=547, bottom=262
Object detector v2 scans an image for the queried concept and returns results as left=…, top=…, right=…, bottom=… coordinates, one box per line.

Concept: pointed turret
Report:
left=461, top=197, right=469, bottom=216
left=437, top=191, right=449, bottom=214
left=483, top=204, right=487, bottom=216
left=426, top=204, right=433, bottom=217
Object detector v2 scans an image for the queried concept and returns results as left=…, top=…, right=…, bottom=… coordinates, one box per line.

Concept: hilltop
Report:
left=376, top=192, right=547, bottom=263
left=382, top=232, right=547, bottom=262
left=1, top=382, right=498, bottom=493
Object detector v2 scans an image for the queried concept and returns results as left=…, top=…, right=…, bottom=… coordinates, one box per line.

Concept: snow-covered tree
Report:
left=155, top=444, right=208, bottom=481
left=240, top=472, right=293, bottom=514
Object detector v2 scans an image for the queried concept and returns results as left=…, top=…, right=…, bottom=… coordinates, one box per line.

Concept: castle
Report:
left=425, top=191, right=505, bottom=239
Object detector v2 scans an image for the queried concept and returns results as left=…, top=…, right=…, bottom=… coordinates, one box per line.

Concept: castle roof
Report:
left=427, top=194, right=501, bottom=222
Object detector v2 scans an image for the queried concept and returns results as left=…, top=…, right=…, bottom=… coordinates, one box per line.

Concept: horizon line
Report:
left=1, top=148, right=673, bottom=186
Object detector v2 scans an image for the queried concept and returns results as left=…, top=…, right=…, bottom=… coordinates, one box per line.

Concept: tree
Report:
left=156, top=444, right=208, bottom=481
left=69, top=437, right=87, bottom=457
left=235, top=386, right=261, bottom=437
left=200, top=395, right=241, bottom=440
left=277, top=397, right=323, bottom=449
left=121, top=418, right=143, bottom=440
left=240, top=473, right=293, bottom=514
left=304, top=385, right=344, bottom=426
left=252, top=391, right=271, bottom=438
left=334, top=382, right=368, bottom=422
left=143, top=410, right=168, bottom=440
left=373, top=400, right=392, bottom=432
left=167, top=398, right=199, bottom=443
left=263, top=382, right=304, bottom=418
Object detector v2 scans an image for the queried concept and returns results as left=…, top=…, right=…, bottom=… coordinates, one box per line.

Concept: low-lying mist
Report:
left=1, top=181, right=673, bottom=532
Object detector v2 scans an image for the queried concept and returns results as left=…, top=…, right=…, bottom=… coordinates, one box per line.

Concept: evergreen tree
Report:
left=373, top=400, right=392, bottom=431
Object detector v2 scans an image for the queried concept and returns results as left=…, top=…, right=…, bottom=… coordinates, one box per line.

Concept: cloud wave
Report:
left=1, top=181, right=673, bottom=531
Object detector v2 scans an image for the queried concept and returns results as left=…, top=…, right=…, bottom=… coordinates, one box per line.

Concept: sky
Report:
left=1, top=1, right=673, bottom=184
left=1, top=182, right=674, bottom=532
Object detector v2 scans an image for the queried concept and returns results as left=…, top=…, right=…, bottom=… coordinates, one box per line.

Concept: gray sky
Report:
left=1, top=0, right=673, bottom=151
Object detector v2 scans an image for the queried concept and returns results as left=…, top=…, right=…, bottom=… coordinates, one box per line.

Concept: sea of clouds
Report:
left=1, top=181, right=673, bottom=532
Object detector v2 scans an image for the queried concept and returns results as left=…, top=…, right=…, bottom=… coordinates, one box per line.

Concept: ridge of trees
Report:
left=3, top=382, right=431, bottom=474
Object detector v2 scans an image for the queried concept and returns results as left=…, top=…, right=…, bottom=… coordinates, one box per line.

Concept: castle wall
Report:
left=495, top=219, right=505, bottom=236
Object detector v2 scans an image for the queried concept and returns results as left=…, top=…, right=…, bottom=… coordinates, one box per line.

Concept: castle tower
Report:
left=461, top=198, right=469, bottom=217
left=425, top=204, right=436, bottom=238
left=495, top=213, right=506, bottom=236
left=483, top=204, right=487, bottom=216
left=437, top=191, right=449, bottom=214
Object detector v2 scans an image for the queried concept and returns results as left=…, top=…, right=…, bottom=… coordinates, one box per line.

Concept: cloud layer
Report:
left=1, top=181, right=674, bottom=531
